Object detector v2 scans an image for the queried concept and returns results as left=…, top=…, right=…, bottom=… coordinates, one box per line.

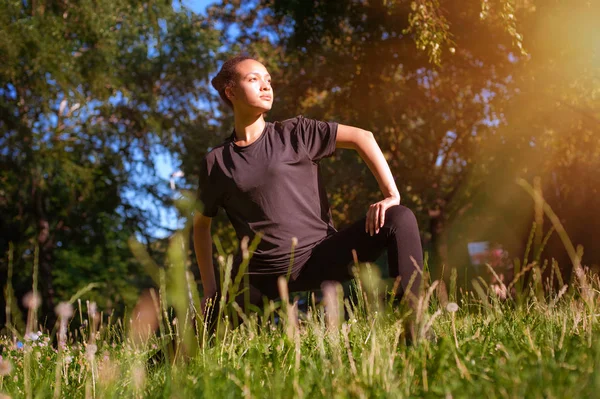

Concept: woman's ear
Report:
left=225, top=86, right=235, bottom=101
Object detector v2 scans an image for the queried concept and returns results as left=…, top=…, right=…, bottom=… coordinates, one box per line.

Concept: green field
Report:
left=2, top=260, right=599, bottom=399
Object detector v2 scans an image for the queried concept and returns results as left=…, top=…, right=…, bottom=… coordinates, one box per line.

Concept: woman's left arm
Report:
left=336, top=124, right=401, bottom=236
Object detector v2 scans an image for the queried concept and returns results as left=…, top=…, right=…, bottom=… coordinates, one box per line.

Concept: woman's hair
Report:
left=211, top=55, right=256, bottom=109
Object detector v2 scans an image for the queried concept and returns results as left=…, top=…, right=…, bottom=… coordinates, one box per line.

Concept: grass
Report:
left=2, top=186, right=599, bottom=398
left=1, top=253, right=600, bottom=398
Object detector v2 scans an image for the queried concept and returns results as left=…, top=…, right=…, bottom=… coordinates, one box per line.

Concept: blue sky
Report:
left=180, top=0, right=215, bottom=14
left=132, top=0, right=217, bottom=241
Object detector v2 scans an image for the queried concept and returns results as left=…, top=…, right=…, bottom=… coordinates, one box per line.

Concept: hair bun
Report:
left=211, top=54, right=256, bottom=109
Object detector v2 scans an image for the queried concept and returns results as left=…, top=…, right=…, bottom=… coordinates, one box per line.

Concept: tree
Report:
left=186, top=0, right=600, bottom=282
left=185, top=0, right=527, bottom=270
left=0, top=0, right=221, bottom=327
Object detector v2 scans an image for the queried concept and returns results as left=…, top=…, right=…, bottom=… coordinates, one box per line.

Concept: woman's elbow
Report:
left=354, top=129, right=375, bottom=149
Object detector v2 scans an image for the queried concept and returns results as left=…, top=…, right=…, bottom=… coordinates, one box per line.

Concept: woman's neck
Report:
left=233, top=112, right=266, bottom=146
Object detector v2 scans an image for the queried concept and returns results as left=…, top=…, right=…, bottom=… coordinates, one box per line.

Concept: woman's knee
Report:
left=384, top=205, right=418, bottom=230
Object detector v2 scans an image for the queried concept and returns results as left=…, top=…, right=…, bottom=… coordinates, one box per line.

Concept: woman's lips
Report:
left=260, top=96, right=272, bottom=101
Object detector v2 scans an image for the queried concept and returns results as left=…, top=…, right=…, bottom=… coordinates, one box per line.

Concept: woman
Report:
left=194, top=55, right=423, bottom=340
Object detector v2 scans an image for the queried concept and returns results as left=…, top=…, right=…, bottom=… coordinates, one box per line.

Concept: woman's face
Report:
left=227, top=59, right=273, bottom=113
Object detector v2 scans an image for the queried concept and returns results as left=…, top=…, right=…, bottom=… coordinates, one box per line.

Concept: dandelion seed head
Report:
left=446, top=302, right=459, bottom=313
left=55, top=302, right=74, bottom=319
left=23, top=291, right=41, bottom=310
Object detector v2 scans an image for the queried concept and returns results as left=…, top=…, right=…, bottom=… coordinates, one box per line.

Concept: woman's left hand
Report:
left=365, top=195, right=401, bottom=236
left=365, top=196, right=400, bottom=236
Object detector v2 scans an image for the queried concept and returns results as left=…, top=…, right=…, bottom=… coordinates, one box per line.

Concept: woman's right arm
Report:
left=193, top=213, right=218, bottom=302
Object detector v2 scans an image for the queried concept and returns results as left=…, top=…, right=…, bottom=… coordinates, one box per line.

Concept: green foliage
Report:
left=0, top=0, right=221, bottom=325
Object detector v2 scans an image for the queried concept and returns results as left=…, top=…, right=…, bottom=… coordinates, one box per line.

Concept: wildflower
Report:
left=25, top=332, right=40, bottom=341
left=16, top=342, right=23, bottom=350
left=447, top=302, right=460, bottom=348
left=446, top=302, right=459, bottom=313
left=22, top=291, right=41, bottom=310
left=0, top=358, right=12, bottom=376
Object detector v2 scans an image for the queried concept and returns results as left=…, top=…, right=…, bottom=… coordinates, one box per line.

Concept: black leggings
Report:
left=238, top=205, right=424, bottom=308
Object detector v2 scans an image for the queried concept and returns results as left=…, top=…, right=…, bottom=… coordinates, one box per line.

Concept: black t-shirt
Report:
left=197, top=116, right=338, bottom=276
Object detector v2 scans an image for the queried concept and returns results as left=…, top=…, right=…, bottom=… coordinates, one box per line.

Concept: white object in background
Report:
left=468, top=241, right=490, bottom=265
left=169, top=170, right=185, bottom=190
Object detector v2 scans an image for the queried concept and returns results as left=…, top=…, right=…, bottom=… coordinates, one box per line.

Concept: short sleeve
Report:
left=296, top=115, right=338, bottom=161
left=196, top=156, right=221, bottom=217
